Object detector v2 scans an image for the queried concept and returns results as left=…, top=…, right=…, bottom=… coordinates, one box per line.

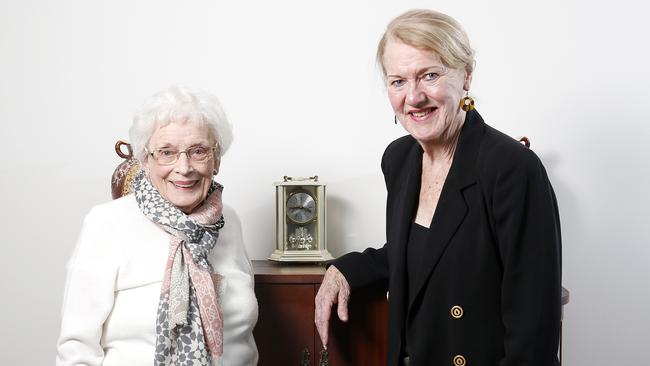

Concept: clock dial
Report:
left=286, top=191, right=316, bottom=224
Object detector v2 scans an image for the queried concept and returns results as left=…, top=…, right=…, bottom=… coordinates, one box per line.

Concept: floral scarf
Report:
left=133, top=171, right=224, bottom=366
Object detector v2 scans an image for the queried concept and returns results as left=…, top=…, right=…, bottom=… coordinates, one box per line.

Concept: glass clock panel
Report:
left=286, top=223, right=317, bottom=250
left=286, top=190, right=316, bottom=224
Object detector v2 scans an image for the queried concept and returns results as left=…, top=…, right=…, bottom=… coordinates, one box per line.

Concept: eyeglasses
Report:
left=145, top=146, right=218, bottom=165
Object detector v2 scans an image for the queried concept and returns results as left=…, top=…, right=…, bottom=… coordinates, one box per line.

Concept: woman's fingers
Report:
left=315, top=266, right=349, bottom=349
left=336, top=272, right=351, bottom=322
left=315, top=293, right=332, bottom=348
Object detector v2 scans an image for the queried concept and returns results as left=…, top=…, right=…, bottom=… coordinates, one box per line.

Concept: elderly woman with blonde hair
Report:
left=315, top=9, right=562, bottom=366
left=56, top=86, right=258, bottom=366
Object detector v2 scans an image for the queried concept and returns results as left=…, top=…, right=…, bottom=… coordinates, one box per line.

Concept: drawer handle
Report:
left=301, top=347, right=311, bottom=366
left=319, top=349, right=329, bottom=366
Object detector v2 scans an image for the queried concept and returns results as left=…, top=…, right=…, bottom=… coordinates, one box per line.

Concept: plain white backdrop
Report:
left=1, top=0, right=649, bottom=364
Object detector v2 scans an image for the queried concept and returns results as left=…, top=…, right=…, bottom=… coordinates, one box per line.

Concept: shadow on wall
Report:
left=326, top=195, right=354, bottom=258
left=326, top=172, right=387, bottom=259
left=536, top=150, right=583, bottom=256
left=241, top=200, right=276, bottom=260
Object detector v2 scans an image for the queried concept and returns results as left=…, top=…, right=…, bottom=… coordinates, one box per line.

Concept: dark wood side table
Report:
left=253, top=260, right=569, bottom=365
left=253, top=260, right=388, bottom=366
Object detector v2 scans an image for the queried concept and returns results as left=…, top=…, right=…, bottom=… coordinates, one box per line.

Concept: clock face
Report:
left=286, top=191, right=316, bottom=224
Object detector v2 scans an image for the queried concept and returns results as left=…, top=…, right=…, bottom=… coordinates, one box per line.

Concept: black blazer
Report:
left=334, top=110, right=562, bottom=366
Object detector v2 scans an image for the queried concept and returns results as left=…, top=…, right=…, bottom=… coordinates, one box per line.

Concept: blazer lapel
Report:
left=391, top=145, right=423, bottom=256
left=407, top=110, right=486, bottom=312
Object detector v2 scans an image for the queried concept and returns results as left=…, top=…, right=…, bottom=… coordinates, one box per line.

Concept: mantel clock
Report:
left=270, top=176, right=333, bottom=262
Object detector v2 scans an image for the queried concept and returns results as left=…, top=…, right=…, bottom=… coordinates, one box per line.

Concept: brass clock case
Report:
left=271, top=176, right=334, bottom=262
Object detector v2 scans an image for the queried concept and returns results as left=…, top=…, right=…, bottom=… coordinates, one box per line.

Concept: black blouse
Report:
left=407, top=222, right=431, bottom=304
left=405, top=221, right=431, bottom=357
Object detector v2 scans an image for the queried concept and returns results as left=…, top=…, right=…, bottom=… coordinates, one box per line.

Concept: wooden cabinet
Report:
left=253, top=260, right=388, bottom=365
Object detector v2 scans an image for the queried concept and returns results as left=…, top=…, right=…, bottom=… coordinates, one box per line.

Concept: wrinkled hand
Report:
left=315, top=265, right=351, bottom=349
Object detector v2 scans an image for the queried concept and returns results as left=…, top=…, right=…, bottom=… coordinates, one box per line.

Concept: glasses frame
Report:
left=144, top=145, right=219, bottom=166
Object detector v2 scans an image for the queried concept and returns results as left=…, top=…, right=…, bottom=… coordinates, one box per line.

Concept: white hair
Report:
left=129, top=85, right=233, bottom=163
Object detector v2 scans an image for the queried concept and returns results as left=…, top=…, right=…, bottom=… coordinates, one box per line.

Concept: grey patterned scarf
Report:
left=133, top=172, right=225, bottom=366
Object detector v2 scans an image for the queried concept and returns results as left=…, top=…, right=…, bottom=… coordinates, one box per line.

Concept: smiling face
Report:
left=143, top=121, right=219, bottom=213
left=383, top=38, right=472, bottom=146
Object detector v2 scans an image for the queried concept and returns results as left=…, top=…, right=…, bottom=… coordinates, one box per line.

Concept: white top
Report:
left=56, top=195, right=258, bottom=366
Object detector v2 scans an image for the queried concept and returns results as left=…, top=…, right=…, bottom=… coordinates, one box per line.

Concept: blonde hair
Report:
left=377, top=9, right=475, bottom=76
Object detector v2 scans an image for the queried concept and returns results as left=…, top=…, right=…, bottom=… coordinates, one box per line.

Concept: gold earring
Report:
left=459, top=92, right=475, bottom=112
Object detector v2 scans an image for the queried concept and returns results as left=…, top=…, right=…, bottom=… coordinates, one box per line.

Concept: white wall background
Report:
left=1, top=0, right=649, bottom=364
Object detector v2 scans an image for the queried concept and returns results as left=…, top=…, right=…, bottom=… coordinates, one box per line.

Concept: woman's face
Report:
left=383, top=38, right=471, bottom=144
left=143, top=121, right=219, bottom=213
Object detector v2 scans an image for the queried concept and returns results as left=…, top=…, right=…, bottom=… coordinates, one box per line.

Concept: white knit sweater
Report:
left=56, top=195, right=258, bottom=366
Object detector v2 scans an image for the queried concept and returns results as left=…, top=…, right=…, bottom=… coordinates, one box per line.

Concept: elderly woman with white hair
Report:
left=56, top=86, right=258, bottom=366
